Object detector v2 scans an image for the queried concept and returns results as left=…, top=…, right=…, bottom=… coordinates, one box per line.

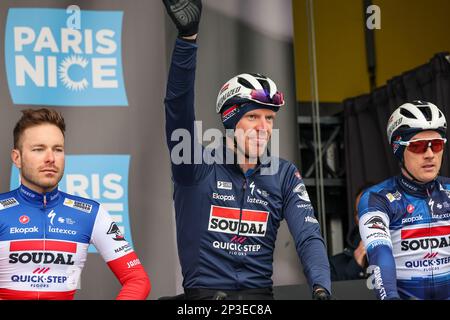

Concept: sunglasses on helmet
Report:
left=250, top=89, right=285, bottom=106
left=394, top=138, right=447, bottom=154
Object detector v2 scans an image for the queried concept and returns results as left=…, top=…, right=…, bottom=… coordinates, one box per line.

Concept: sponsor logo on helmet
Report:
left=219, top=83, right=229, bottom=95
left=218, top=87, right=241, bottom=111
left=387, top=117, right=402, bottom=141
left=387, top=115, right=394, bottom=125
left=221, top=104, right=239, bottom=122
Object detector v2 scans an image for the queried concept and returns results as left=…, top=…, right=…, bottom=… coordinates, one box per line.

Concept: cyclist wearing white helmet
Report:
left=358, top=100, right=450, bottom=299
left=162, top=0, right=331, bottom=300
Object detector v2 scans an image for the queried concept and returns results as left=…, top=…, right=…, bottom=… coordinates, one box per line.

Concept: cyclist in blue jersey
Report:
left=359, top=100, right=450, bottom=300
left=162, top=0, right=331, bottom=300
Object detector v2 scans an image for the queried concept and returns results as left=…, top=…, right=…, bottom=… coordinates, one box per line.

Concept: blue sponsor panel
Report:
left=10, top=155, right=132, bottom=253
left=5, top=8, right=128, bottom=106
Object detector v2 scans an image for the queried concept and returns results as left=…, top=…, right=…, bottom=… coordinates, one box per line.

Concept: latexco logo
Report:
left=5, top=8, right=128, bottom=106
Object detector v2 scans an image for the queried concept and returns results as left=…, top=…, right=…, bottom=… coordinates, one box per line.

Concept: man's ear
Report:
left=11, top=149, right=22, bottom=169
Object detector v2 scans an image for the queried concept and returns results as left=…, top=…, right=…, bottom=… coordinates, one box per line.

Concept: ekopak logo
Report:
left=5, top=8, right=128, bottom=106
left=11, top=155, right=133, bottom=253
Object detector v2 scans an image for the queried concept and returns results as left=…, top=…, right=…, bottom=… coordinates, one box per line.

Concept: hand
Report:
left=162, top=0, right=202, bottom=38
left=312, top=286, right=333, bottom=300
left=353, top=240, right=367, bottom=268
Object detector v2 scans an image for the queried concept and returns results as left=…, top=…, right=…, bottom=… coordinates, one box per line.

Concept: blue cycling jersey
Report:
left=164, top=39, right=331, bottom=292
left=359, top=174, right=450, bottom=300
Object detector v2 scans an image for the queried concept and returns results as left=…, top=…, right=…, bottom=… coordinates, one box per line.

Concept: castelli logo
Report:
left=407, top=204, right=415, bottom=214
left=19, top=215, right=30, bottom=224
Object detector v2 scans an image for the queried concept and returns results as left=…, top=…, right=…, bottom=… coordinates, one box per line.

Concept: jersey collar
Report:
left=397, top=174, right=437, bottom=198
left=18, top=184, right=60, bottom=208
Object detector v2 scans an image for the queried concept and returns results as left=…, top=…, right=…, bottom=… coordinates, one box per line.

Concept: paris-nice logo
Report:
left=5, top=7, right=128, bottom=107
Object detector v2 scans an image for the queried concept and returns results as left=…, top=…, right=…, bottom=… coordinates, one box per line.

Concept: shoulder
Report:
left=360, top=177, right=398, bottom=203
left=358, top=177, right=400, bottom=217
left=271, top=157, right=298, bottom=176
left=262, top=157, right=299, bottom=185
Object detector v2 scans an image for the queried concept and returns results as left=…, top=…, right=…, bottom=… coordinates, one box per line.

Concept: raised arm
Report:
left=163, top=0, right=212, bottom=185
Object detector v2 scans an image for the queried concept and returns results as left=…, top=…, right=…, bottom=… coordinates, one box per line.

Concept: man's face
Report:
left=234, top=109, right=275, bottom=160
left=11, top=124, right=65, bottom=194
left=403, top=130, right=444, bottom=183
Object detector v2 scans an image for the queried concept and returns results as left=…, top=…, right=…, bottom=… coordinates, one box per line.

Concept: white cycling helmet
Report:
left=387, top=100, right=447, bottom=144
left=216, top=73, right=285, bottom=114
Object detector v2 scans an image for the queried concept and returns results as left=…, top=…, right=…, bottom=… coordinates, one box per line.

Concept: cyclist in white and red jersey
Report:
left=0, top=108, right=151, bottom=300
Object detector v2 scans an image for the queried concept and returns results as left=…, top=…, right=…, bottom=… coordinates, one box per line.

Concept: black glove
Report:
left=312, top=285, right=333, bottom=300
left=162, top=0, right=202, bottom=37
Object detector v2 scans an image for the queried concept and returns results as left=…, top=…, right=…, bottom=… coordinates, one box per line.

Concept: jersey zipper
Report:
left=426, top=187, right=435, bottom=299
left=40, top=194, right=47, bottom=301
left=237, top=178, right=247, bottom=236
